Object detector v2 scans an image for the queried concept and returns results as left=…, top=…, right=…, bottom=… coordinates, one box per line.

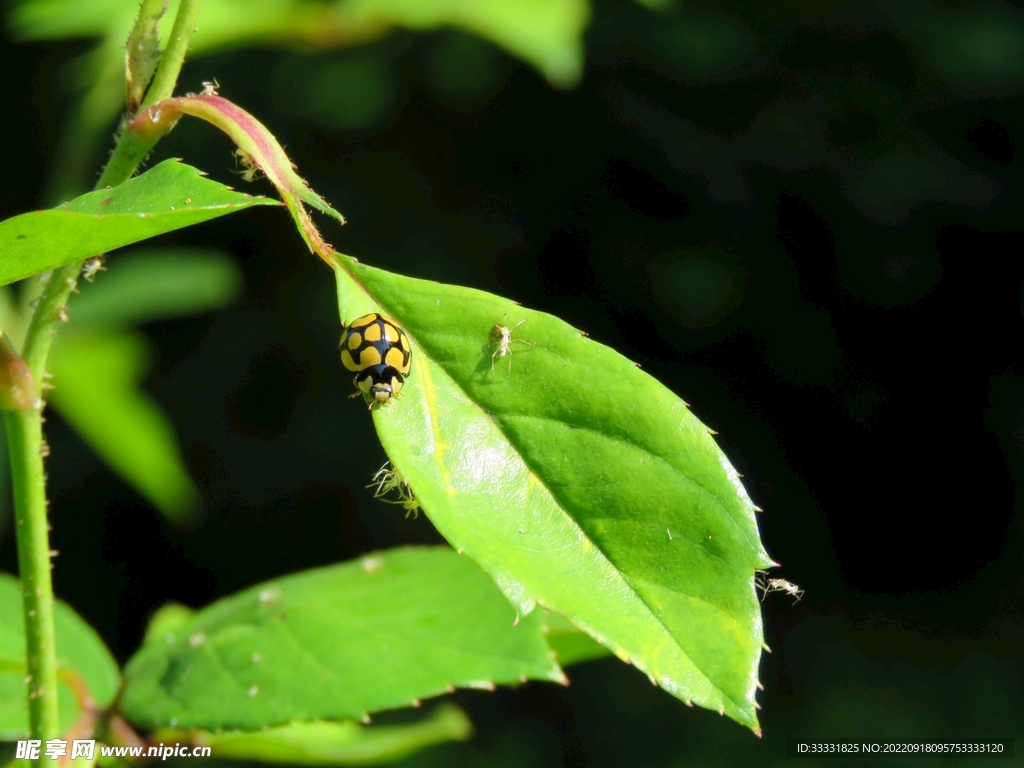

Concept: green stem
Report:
left=141, top=0, right=203, bottom=110
left=96, top=0, right=204, bottom=190
left=3, top=408, right=57, bottom=744
left=7, top=0, right=203, bottom=752
left=94, top=128, right=159, bottom=192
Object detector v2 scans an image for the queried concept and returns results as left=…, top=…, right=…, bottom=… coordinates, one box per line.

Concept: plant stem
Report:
left=6, top=0, right=203, bottom=752
left=141, top=0, right=203, bottom=110
left=94, top=128, right=159, bottom=192
left=96, top=0, right=204, bottom=190
left=3, top=407, right=58, bottom=745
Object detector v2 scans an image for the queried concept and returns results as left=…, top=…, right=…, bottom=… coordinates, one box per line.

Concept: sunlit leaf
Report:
left=120, top=546, right=564, bottom=730
left=68, top=248, right=243, bottom=329
left=48, top=331, right=200, bottom=522
left=0, top=573, right=120, bottom=740
left=154, top=703, right=472, bottom=766
left=334, top=257, right=773, bottom=732
left=0, top=159, right=279, bottom=286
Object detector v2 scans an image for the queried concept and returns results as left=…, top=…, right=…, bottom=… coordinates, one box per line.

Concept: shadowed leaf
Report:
left=153, top=703, right=472, bottom=766
left=120, top=546, right=564, bottom=730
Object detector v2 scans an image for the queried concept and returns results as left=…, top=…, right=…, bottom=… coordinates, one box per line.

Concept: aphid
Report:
left=756, top=572, right=804, bottom=603
left=491, top=316, right=534, bottom=375
left=339, top=313, right=412, bottom=408
left=368, top=462, right=420, bottom=518
left=234, top=148, right=262, bottom=183
left=81, top=256, right=105, bottom=282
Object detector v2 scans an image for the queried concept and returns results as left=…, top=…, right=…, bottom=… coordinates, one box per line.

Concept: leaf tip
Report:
left=361, top=713, right=371, bottom=724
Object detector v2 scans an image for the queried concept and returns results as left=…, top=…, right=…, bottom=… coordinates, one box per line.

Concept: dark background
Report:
left=2, top=0, right=1023, bottom=765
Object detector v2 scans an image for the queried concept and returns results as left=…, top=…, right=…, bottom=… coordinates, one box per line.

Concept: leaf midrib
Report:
left=395, top=321, right=760, bottom=557
left=399, top=328, right=751, bottom=717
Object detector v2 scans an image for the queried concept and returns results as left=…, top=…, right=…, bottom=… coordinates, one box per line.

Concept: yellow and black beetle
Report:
left=339, top=313, right=412, bottom=408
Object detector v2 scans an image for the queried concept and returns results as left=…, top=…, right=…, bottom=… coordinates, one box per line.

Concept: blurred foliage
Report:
left=0, top=249, right=243, bottom=523
left=0, top=572, right=120, bottom=739
left=155, top=704, right=473, bottom=766
left=8, top=0, right=590, bottom=201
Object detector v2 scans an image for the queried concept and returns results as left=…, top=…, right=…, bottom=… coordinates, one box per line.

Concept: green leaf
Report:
left=542, top=611, right=612, bottom=668
left=339, top=0, right=590, bottom=88
left=0, top=573, right=120, bottom=740
left=48, top=331, right=200, bottom=522
left=154, top=703, right=472, bottom=766
left=7, top=0, right=126, bottom=39
left=120, top=546, right=564, bottom=730
left=0, top=159, right=279, bottom=287
left=141, top=603, right=196, bottom=647
left=68, top=248, right=243, bottom=329
left=10, top=0, right=590, bottom=88
left=334, top=257, right=774, bottom=732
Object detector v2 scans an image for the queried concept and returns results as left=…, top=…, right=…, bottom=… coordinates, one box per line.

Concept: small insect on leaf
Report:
left=755, top=572, right=804, bottom=603
left=234, top=149, right=263, bottom=183
left=80, top=256, right=105, bottom=282
left=368, top=462, right=421, bottom=518
left=491, top=317, right=535, bottom=376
